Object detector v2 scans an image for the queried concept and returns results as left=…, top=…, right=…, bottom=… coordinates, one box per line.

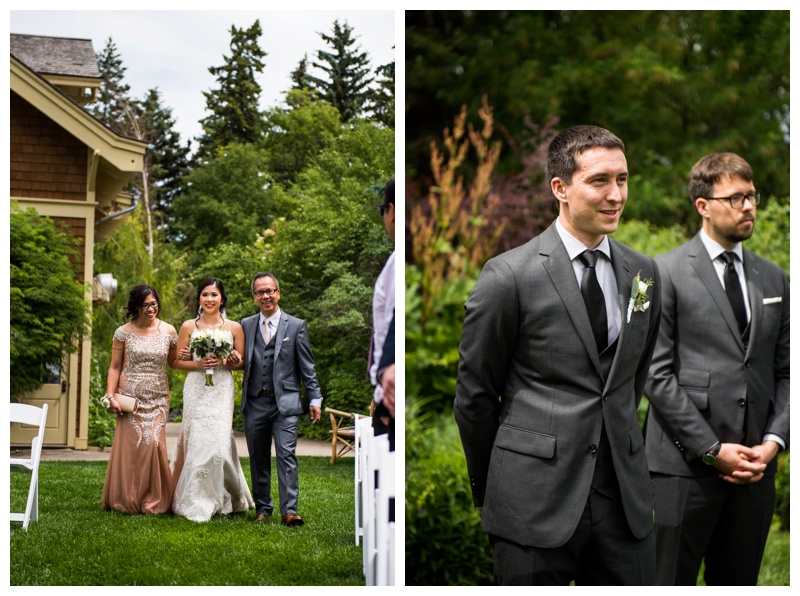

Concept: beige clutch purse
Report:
left=114, top=392, right=139, bottom=414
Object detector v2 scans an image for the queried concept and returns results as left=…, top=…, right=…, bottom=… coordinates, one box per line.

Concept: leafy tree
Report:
left=307, top=20, right=374, bottom=122
left=261, top=89, right=341, bottom=185
left=170, top=143, right=274, bottom=257
left=10, top=204, right=90, bottom=400
left=195, top=20, right=267, bottom=162
left=406, top=10, right=789, bottom=230
left=88, top=37, right=133, bottom=136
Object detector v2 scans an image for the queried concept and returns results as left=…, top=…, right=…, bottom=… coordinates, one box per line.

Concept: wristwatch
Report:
left=702, top=442, right=721, bottom=465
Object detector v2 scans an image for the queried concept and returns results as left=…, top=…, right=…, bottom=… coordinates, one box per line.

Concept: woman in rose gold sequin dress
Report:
left=101, top=285, right=178, bottom=514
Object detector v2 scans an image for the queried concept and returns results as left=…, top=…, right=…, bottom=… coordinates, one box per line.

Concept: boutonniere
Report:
left=626, top=270, right=653, bottom=323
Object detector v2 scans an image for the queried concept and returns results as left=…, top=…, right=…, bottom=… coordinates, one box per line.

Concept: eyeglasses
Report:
left=705, top=191, right=760, bottom=209
left=378, top=204, right=391, bottom=216
left=140, top=302, right=158, bottom=311
left=253, top=289, right=279, bottom=297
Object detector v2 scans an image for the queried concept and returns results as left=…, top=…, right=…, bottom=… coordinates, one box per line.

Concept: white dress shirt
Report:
left=556, top=218, right=621, bottom=347
left=371, top=250, right=395, bottom=404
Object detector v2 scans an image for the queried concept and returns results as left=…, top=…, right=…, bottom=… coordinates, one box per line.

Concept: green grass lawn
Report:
left=10, top=458, right=362, bottom=585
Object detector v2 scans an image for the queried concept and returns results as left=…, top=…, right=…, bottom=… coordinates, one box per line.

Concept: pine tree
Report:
left=88, top=37, right=134, bottom=135
left=290, top=54, right=312, bottom=91
left=195, top=20, right=267, bottom=161
left=136, top=89, right=192, bottom=240
left=370, top=55, right=395, bottom=128
left=306, top=20, right=374, bottom=122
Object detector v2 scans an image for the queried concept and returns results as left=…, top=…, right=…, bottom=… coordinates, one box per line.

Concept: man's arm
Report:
left=296, top=320, right=322, bottom=423
left=644, top=258, right=718, bottom=458
left=454, top=257, right=518, bottom=507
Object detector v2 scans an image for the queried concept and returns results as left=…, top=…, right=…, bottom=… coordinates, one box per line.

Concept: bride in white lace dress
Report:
left=170, top=278, right=254, bottom=522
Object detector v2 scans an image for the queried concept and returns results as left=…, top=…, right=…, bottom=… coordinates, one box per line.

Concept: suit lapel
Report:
left=688, top=234, right=744, bottom=349
left=273, top=312, right=289, bottom=360
left=601, top=241, right=633, bottom=392
left=743, top=249, right=763, bottom=360
left=541, top=224, right=603, bottom=375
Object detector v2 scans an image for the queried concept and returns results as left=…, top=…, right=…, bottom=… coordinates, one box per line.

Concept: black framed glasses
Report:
left=253, top=289, right=279, bottom=297
left=706, top=191, right=760, bottom=209
left=140, top=301, right=158, bottom=311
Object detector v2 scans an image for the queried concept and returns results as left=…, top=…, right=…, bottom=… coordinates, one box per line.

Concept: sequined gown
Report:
left=102, top=326, right=177, bottom=514
left=170, top=327, right=254, bottom=522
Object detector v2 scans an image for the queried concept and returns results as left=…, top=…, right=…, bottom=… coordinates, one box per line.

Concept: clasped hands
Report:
left=714, top=440, right=780, bottom=485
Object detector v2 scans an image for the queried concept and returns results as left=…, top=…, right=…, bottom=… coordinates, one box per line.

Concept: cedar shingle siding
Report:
left=10, top=90, right=87, bottom=201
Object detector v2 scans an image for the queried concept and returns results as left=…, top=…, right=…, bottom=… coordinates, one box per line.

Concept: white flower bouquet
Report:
left=189, top=328, right=233, bottom=386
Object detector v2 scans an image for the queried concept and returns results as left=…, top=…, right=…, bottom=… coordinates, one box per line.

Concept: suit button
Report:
left=603, top=395, right=608, bottom=401
left=588, top=444, right=597, bottom=453
left=738, top=398, right=746, bottom=407
left=745, top=361, right=751, bottom=367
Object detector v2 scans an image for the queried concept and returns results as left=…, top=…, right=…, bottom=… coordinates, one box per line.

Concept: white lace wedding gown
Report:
left=170, top=331, right=254, bottom=522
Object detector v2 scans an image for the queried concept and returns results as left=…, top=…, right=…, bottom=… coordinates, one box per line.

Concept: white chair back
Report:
left=10, top=402, right=49, bottom=530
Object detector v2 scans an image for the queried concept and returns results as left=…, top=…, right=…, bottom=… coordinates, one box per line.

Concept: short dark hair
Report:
left=251, top=272, right=280, bottom=294
left=688, top=152, right=753, bottom=203
left=196, top=278, right=228, bottom=313
left=383, top=179, right=395, bottom=206
left=546, top=125, right=625, bottom=185
left=125, top=285, right=161, bottom=321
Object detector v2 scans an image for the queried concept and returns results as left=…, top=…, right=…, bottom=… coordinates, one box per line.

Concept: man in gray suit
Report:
left=644, top=152, right=789, bottom=585
left=455, top=125, right=661, bottom=585
left=240, top=272, right=322, bottom=526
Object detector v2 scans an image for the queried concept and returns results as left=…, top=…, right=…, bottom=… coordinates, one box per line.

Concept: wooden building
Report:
left=10, top=34, right=147, bottom=448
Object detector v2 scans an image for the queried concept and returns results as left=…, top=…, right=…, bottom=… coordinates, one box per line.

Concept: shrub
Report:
left=406, top=407, right=495, bottom=585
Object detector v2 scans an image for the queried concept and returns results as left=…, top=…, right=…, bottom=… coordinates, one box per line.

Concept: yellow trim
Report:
left=11, top=56, right=146, bottom=171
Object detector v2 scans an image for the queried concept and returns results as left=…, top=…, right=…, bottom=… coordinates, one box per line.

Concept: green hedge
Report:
left=405, top=405, right=495, bottom=585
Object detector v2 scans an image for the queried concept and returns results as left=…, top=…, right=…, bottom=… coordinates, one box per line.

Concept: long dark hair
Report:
left=195, top=278, right=228, bottom=317
left=124, top=285, right=161, bottom=321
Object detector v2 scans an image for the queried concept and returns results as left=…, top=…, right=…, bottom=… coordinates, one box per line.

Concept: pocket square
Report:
left=283, top=337, right=290, bottom=342
left=763, top=297, right=782, bottom=305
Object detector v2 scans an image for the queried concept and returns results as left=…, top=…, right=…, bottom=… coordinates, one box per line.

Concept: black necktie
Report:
left=720, top=251, right=748, bottom=338
left=578, top=250, right=608, bottom=353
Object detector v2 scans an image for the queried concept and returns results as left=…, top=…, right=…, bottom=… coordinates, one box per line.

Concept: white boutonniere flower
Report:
left=626, top=270, right=653, bottom=323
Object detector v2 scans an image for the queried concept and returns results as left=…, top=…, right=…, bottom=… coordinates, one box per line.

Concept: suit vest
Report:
left=250, top=323, right=277, bottom=398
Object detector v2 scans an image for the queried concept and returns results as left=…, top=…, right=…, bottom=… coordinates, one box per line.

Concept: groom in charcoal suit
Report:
left=240, top=272, right=322, bottom=527
left=455, top=125, right=661, bottom=585
left=644, top=152, right=789, bottom=585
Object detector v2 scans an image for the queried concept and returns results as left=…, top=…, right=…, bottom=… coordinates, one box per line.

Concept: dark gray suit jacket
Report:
left=644, top=233, right=790, bottom=477
left=240, top=310, right=322, bottom=416
left=454, top=222, right=661, bottom=548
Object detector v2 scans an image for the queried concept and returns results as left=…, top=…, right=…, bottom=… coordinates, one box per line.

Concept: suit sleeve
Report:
left=644, top=258, right=718, bottom=459
left=296, top=321, right=323, bottom=403
left=764, top=271, right=790, bottom=448
left=454, top=257, right=519, bottom=507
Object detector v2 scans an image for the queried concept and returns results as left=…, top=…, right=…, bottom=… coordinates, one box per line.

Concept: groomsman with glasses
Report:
left=644, top=152, right=789, bottom=585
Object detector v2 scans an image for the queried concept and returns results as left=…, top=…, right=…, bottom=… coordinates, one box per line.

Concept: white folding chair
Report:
left=354, top=415, right=373, bottom=546
left=10, top=403, right=48, bottom=530
left=374, top=436, right=395, bottom=586
left=360, top=420, right=377, bottom=582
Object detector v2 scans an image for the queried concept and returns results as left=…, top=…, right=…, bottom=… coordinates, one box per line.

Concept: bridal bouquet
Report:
left=189, top=328, right=233, bottom=386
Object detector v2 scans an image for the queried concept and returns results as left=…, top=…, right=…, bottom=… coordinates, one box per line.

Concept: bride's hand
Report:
left=202, top=355, right=219, bottom=369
